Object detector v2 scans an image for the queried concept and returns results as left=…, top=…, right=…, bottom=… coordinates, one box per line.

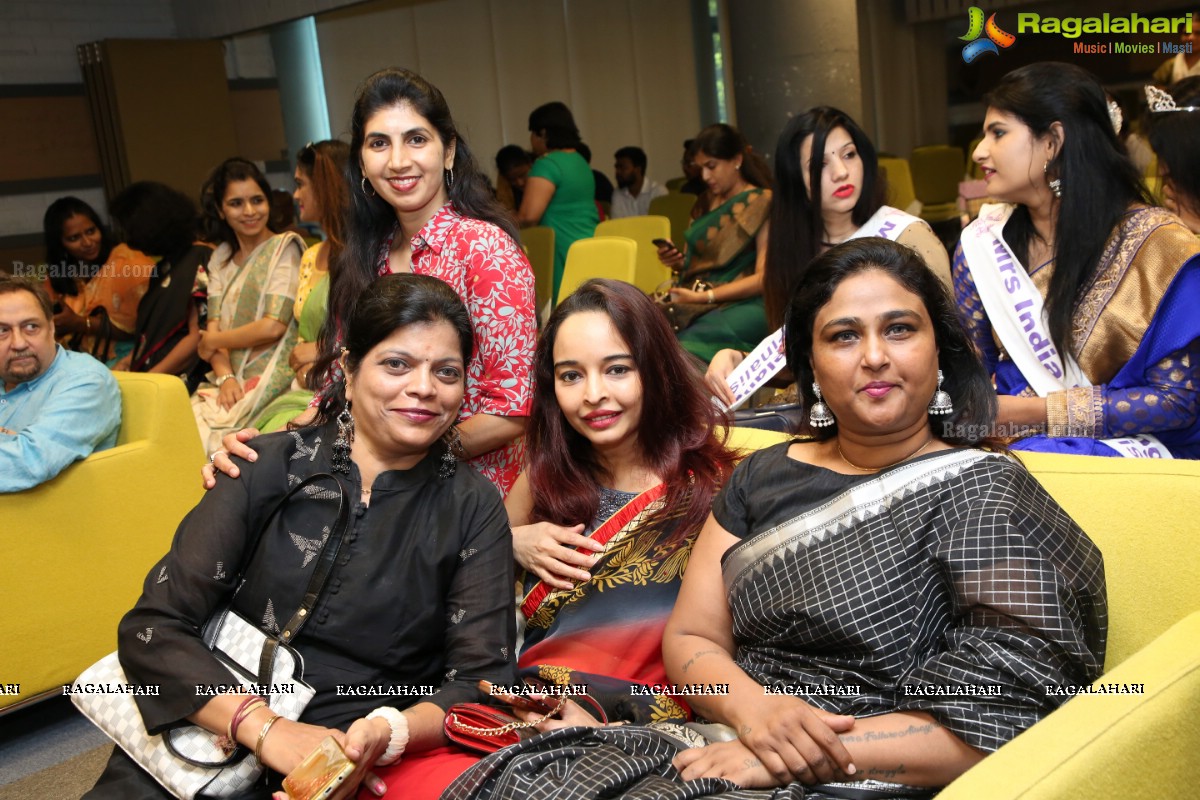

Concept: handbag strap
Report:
left=258, top=472, right=351, bottom=683
left=203, top=471, right=350, bottom=680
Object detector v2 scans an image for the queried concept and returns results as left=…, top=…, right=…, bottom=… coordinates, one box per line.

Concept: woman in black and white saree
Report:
left=443, top=238, right=1107, bottom=800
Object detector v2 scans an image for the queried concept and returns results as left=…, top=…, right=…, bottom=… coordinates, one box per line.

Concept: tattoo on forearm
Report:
left=866, top=764, right=907, bottom=780
left=838, top=723, right=937, bottom=744
left=743, top=757, right=762, bottom=768
left=680, top=648, right=723, bottom=674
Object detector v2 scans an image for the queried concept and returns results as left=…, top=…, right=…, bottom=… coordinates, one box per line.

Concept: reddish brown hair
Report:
left=527, top=279, right=737, bottom=541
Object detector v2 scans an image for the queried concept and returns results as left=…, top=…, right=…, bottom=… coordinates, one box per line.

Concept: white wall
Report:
left=316, top=0, right=701, bottom=188
left=0, top=0, right=175, bottom=84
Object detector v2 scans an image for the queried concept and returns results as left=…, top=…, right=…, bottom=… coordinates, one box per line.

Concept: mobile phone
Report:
left=652, top=238, right=678, bottom=252
left=478, top=680, right=558, bottom=714
left=281, top=736, right=356, bottom=800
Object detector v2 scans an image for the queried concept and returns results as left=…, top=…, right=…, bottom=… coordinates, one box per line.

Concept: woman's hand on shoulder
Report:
left=512, top=522, right=603, bottom=590
left=705, top=349, right=745, bottom=407
left=673, top=738, right=778, bottom=788
left=733, top=695, right=857, bottom=785
left=268, top=717, right=389, bottom=800
left=201, top=427, right=261, bottom=489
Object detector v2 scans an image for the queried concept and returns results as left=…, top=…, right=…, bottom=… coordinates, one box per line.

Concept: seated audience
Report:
left=107, top=181, right=212, bottom=378
left=0, top=276, right=120, bottom=492
left=655, top=123, right=772, bottom=364
left=42, top=196, right=154, bottom=364
left=1146, top=78, right=1200, bottom=234
left=445, top=238, right=1107, bottom=799
left=678, top=138, right=706, bottom=195
left=494, top=144, right=533, bottom=212
left=611, top=145, right=669, bottom=218
left=955, top=62, right=1200, bottom=457
left=254, top=139, right=351, bottom=432
left=706, top=106, right=950, bottom=403
left=369, top=278, right=739, bottom=798
left=83, top=274, right=515, bottom=800
left=191, top=157, right=303, bottom=454
left=518, top=101, right=599, bottom=305
left=577, top=142, right=614, bottom=206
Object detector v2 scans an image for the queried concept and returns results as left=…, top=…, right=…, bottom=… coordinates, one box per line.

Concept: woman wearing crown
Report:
left=954, top=62, right=1200, bottom=458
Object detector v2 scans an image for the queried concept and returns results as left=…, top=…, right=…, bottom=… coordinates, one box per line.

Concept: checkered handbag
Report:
left=71, top=611, right=315, bottom=798
left=70, top=473, right=349, bottom=799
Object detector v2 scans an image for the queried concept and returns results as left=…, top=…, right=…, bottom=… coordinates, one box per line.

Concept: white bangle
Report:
left=366, top=707, right=409, bottom=766
left=215, top=373, right=237, bottom=387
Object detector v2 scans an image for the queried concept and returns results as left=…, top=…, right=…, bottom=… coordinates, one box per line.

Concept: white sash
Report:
left=720, top=207, right=925, bottom=411
left=846, top=205, right=922, bottom=243
left=961, top=204, right=1171, bottom=458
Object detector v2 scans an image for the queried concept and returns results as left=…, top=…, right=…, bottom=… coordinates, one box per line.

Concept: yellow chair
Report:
left=718, top=433, right=1200, bottom=799
left=649, top=192, right=697, bottom=251
left=519, top=226, right=555, bottom=319
left=965, top=137, right=984, bottom=179
left=595, top=215, right=673, bottom=294
left=665, top=176, right=688, bottom=192
left=1, top=372, right=206, bottom=712
left=911, top=145, right=965, bottom=224
left=878, top=156, right=919, bottom=216
left=558, top=236, right=637, bottom=303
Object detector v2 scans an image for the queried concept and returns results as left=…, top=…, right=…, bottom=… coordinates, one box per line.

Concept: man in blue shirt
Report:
left=0, top=276, right=120, bottom=492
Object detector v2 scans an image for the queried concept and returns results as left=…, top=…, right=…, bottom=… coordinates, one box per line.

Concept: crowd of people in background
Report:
left=4, top=48, right=1199, bottom=800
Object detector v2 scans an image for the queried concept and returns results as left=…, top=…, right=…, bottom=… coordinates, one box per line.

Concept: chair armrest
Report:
left=939, top=610, right=1200, bottom=799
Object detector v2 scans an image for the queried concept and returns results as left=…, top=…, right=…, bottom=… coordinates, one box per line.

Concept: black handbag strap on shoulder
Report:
left=202, top=471, right=351, bottom=682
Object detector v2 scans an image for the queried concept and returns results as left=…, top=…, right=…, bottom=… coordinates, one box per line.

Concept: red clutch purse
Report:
left=443, top=692, right=608, bottom=755
left=443, top=703, right=530, bottom=755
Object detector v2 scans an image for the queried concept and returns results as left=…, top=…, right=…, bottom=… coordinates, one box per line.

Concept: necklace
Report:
left=836, top=436, right=934, bottom=473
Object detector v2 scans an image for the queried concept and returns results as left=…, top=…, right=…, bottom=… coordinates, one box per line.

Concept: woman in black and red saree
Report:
left=443, top=238, right=1107, bottom=800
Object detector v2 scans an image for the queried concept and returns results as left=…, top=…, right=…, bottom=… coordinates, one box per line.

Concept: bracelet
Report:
left=706, top=289, right=716, bottom=304
left=215, top=373, right=237, bottom=387
left=254, top=713, right=282, bottom=763
left=217, top=696, right=266, bottom=756
left=366, top=706, right=410, bottom=766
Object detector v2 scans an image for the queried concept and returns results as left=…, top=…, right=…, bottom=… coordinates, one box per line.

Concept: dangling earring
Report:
left=928, top=369, right=954, bottom=416
left=332, top=403, right=355, bottom=475
left=808, top=382, right=835, bottom=428
left=1043, top=161, right=1062, bottom=198
left=445, top=168, right=455, bottom=189
left=438, top=427, right=462, bottom=479
left=360, top=177, right=376, bottom=197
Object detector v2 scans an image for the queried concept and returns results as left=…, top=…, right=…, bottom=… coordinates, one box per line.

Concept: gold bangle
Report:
left=1045, top=392, right=1068, bottom=437
left=254, top=713, right=282, bottom=763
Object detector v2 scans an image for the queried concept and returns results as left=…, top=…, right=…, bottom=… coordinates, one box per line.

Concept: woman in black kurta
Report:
left=86, top=274, right=516, bottom=799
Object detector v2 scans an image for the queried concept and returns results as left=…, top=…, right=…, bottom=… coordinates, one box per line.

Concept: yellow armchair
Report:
left=723, top=430, right=1200, bottom=797
left=0, top=372, right=205, bottom=712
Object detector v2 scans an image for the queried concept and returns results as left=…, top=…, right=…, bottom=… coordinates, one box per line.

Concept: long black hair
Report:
left=314, top=68, right=517, bottom=392
left=985, top=62, right=1150, bottom=356
left=764, top=107, right=884, bottom=329
left=313, top=273, right=474, bottom=427
left=109, top=182, right=200, bottom=265
left=42, top=197, right=115, bottom=296
left=198, top=158, right=274, bottom=250
left=1147, top=77, right=1200, bottom=225
left=785, top=238, right=997, bottom=446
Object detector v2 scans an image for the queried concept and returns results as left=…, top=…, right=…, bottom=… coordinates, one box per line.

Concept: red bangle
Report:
left=221, top=695, right=267, bottom=754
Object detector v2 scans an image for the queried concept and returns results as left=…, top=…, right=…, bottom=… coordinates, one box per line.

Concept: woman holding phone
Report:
left=655, top=123, right=772, bottom=365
